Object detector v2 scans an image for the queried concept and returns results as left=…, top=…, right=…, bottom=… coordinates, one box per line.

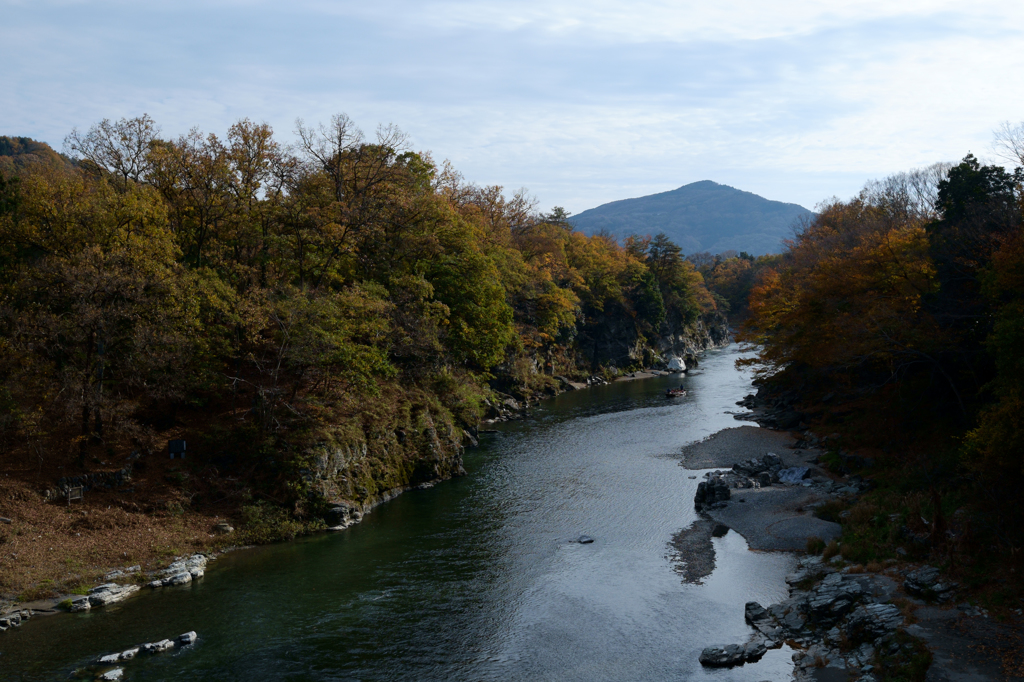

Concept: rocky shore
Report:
left=700, top=555, right=908, bottom=678
left=0, top=552, right=216, bottom=634
left=678, top=425, right=903, bottom=679
left=680, top=418, right=1019, bottom=681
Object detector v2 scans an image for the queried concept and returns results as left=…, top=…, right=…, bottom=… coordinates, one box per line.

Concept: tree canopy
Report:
left=0, top=115, right=719, bottom=476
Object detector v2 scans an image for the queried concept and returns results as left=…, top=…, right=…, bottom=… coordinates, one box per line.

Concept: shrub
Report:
left=806, top=536, right=826, bottom=555
left=237, top=501, right=310, bottom=545
left=874, top=630, right=931, bottom=682
left=814, top=499, right=846, bottom=523
left=846, top=501, right=880, bottom=526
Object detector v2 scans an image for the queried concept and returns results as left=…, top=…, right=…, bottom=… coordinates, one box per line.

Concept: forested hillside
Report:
left=571, top=180, right=814, bottom=255
left=0, top=136, right=70, bottom=174
left=0, top=116, right=725, bottom=595
left=740, top=153, right=1024, bottom=599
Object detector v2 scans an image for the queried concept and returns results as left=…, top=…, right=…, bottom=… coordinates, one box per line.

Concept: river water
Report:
left=1, top=344, right=796, bottom=681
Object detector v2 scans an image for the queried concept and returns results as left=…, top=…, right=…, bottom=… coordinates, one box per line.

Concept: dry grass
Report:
left=891, top=596, right=919, bottom=624
left=0, top=477, right=230, bottom=603
left=806, top=536, right=826, bottom=555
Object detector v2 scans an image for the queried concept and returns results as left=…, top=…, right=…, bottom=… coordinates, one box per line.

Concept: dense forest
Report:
left=11, top=112, right=1022, bottom=610
left=0, top=115, right=724, bottom=545
left=740, top=145, right=1024, bottom=595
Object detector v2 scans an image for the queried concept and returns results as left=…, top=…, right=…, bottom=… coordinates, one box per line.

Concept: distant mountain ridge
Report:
left=570, top=180, right=814, bottom=256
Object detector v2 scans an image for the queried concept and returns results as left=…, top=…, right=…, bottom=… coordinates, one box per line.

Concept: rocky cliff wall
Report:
left=576, top=310, right=731, bottom=370
left=656, top=311, right=731, bottom=362
left=300, top=398, right=467, bottom=523
left=300, top=311, right=729, bottom=526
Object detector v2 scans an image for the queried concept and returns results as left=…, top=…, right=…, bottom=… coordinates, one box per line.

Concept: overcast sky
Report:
left=4, top=0, right=1024, bottom=214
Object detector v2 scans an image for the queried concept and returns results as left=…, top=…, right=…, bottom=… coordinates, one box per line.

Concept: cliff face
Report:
left=301, top=395, right=467, bottom=517
left=576, top=310, right=731, bottom=370
left=301, top=311, right=729, bottom=523
left=656, top=311, right=731, bottom=360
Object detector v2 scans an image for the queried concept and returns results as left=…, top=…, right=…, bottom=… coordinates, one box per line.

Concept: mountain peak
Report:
left=679, top=179, right=726, bottom=189
left=572, top=182, right=812, bottom=255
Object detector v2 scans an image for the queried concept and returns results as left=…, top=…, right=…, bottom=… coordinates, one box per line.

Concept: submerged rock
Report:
left=142, top=639, right=175, bottom=654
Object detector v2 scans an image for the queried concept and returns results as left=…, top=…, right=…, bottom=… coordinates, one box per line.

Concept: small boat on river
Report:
left=666, top=387, right=687, bottom=398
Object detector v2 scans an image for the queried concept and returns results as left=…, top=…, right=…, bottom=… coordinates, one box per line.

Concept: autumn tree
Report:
left=0, top=162, right=198, bottom=464
left=64, top=114, right=160, bottom=187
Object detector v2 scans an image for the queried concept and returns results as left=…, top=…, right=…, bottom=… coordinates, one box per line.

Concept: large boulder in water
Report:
left=699, top=640, right=767, bottom=667
left=667, top=356, right=686, bottom=372
left=699, top=644, right=744, bottom=667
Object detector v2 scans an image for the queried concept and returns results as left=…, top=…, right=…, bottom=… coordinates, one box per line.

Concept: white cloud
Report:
left=3, top=0, right=1023, bottom=213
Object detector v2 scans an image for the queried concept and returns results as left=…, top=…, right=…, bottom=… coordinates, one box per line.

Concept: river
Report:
left=1, top=344, right=796, bottom=681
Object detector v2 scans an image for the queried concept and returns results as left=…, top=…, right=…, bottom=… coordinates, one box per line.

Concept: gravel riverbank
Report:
left=677, top=423, right=1021, bottom=681
left=679, top=426, right=842, bottom=551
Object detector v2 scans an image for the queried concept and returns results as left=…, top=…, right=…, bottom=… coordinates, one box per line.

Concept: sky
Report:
left=4, top=0, right=1024, bottom=215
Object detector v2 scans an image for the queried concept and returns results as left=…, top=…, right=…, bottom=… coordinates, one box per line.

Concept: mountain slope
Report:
left=0, top=136, right=70, bottom=174
left=571, top=180, right=814, bottom=255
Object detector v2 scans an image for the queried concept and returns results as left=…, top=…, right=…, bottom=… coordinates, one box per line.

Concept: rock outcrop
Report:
left=693, top=453, right=794, bottom=511
left=694, top=475, right=732, bottom=510
left=666, top=356, right=686, bottom=372
left=303, top=404, right=468, bottom=530
left=699, top=556, right=915, bottom=680
left=656, top=311, right=730, bottom=360
left=0, top=609, right=31, bottom=631
left=574, top=310, right=729, bottom=373
left=903, top=566, right=957, bottom=602
left=147, top=554, right=208, bottom=589
left=698, top=641, right=767, bottom=667
left=87, top=583, right=141, bottom=608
